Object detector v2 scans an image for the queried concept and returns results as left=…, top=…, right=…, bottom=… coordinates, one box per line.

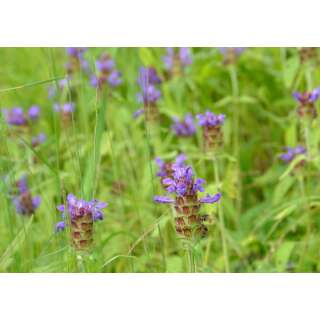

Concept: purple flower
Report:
left=154, top=196, right=175, bottom=203
left=172, top=113, right=196, bottom=136
left=32, top=133, right=46, bottom=147
left=163, top=48, right=192, bottom=71
left=55, top=221, right=65, bottom=232
left=108, top=70, right=122, bottom=87
left=197, top=111, right=226, bottom=127
left=133, top=108, right=144, bottom=119
left=28, top=105, right=40, bottom=121
left=280, top=146, right=306, bottom=163
left=155, top=154, right=187, bottom=178
left=66, top=47, right=87, bottom=58
left=137, top=85, right=161, bottom=105
left=200, top=193, right=221, bottom=203
left=96, top=54, right=115, bottom=73
left=293, top=88, right=320, bottom=104
left=137, top=67, right=161, bottom=105
left=13, top=176, right=41, bottom=215
left=138, top=67, right=161, bottom=87
left=54, top=103, right=75, bottom=114
left=179, top=48, right=192, bottom=66
left=2, top=107, right=26, bottom=126
left=55, top=193, right=107, bottom=232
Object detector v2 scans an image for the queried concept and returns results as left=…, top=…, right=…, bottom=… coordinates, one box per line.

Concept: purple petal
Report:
left=200, top=193, right=222, bottom=203
left=154, top=196, right=174, bottom=204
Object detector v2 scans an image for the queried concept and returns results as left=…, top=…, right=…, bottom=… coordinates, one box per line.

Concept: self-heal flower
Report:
left=154, top=165, right=221, bottom=239
left=163, top=48, right=192, bottom=77
left=54, top=103, right=75, bottom=125
left=293, top=88, right=320, bottom=118
left=2, top=107, right=27, bottom=126
left=28, top=105, right=40, bottom=121
left=91, top=53, right=122, bottom=90
left=136, top=67, right=162, bottom=121
left=172, top=113, right=196, bottom=137
left=32, top=133, right=46, bottom=148
left=197, top=111, right=226, bottom=151
left=65, top=47, right=90, bottom=75
left=56, top=193, right=107, bottom=250
left=280, top=146, right=306, bottom=164
left=13, top=176, right=41, bottom=216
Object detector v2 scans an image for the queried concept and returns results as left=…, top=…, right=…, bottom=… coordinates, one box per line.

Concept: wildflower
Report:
left=53, top=102, right=75, bottom=124
left=32, top=133, right=46, bottom=148
left=293, top=88, right=320, bottom=118
left=172, top=113, right=196, bottom=137
left=280, top=146, right=306, bottom=168
left=28, top=105, right=40, bottom=121
left=155, top=154, right=186, bottom=188
left=197, top=111, right=226, bottom=151
left=2, top=106, right=41, bottom=126
left=56, top=194, right=107, bottom=250
left=13, top=176, right=41, bottom=216
left=91, top=53, right=122, bottom=90
left=219, top=47, right=244, bottom=65
left=136, top=67, right=161, bottom=121
left=162, top=48, right=192, bottom=76
left=65, top=47, right=89, bottom=75
left=154, top=165, right=221, bottom=239
left=2, top=107, right=26, bottom=126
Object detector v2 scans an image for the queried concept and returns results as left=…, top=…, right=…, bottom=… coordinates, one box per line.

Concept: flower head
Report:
left=280, top=146, right=306, bottom=163
left=172, top=113, right=196, bottom=136
left=155, top=154, right=186, bottom=178
left=13, top=176, right=41, bottom=215
left=293, top=88, right=320, bottom=104
left=32, top=133, right=46, bottom=147
left=28, top=105, right=40, bottom=121
left=53, top=103, right=75, bottom=114
left=137, top=67, right=161, bottom=105
left=56, top=193, right=107, bottom=230
left=197, top=111, right=225, bottom=127
left=163, top=48, right=192, bottom=72
left=2, top=107, right=27, bottom=126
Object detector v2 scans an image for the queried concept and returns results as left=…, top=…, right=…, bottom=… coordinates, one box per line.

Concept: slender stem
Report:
left=213, top=155, right=230, bottom=272
left=187, top=244, right=195, bottom=273
left=229, top=65, right=241, bottom=222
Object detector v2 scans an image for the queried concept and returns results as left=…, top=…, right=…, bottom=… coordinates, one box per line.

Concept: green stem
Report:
left=229, top=65, right=241, bottom=222
left=213, top=155, right=230, bottom=272
left=187, top=244, right=195, bottom=273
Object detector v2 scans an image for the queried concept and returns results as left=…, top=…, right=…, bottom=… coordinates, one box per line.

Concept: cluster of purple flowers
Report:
left=2, top=105, right=40, bottom=126
left=154, top=163, right=221, bottom=239
left=293, top=88, right=320, bottom=118
left=13, top=176, right=41, bottom=215
left=162, top=48, right=192, bottom=76
left=65, top=47, right=90, bottom=75
left=90, top=53, right=122, bottom=90
left=135, top=67, right=162, bottom=120
left=197, top=111, right=226, bottom=150
left=172, top=114, right=196, bottom=137
left=56, top=194, right=107, bottom=250
left=279, top=146, right=306, bottom=164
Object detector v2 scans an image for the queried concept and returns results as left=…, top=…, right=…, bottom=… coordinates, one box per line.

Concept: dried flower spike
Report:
left=56, top=194, right=107, bottom=251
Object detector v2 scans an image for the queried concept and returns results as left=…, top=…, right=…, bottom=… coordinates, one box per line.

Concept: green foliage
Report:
left=0, top=47, right=320, bottom=272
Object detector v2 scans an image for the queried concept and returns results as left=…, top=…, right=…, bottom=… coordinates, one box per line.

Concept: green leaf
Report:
left=274, top=241, right=295, bottom=272
left=0, top=216, right=34, bottom=271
